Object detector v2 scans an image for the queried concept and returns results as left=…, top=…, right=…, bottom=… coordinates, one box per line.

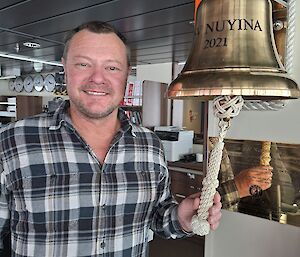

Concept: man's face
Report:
left=62, top=30, right=130, bottom=120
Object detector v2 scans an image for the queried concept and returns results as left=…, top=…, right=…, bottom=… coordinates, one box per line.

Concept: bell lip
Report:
left=168, top=90, right=300, bottom=101
left=167, top=69, right=300, bottom=100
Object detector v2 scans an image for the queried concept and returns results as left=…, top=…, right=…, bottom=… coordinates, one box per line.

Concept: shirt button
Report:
left=69, top=220, right=78, bottom=228
left=101, top=204, right=106, bottom=210
left=100, top=241, right=106, bottom=249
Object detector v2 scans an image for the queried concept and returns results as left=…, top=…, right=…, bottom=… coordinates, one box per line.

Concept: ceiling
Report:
left=0, top=0, right=195, bottom=77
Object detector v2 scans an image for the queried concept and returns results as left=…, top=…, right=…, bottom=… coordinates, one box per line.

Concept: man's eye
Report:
left=76, top=63, right=88, bottom=67
left=107, top=66, right=120, bottom=71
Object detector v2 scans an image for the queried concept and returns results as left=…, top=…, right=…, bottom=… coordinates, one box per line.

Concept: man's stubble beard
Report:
left=66, top=74, right=121, bottom=119
left=72, top=98, right=119, bottom=119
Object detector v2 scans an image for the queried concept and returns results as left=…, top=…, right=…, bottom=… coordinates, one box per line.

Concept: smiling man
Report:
left=0, top=21, right=222, bottom=257
left=61, top=26, right=131, bottom=164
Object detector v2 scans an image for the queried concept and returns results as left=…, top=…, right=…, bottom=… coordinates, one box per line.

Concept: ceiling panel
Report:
left=0, top=0, right=195, bottom=76
left=0, top=0, right=27, bottom=11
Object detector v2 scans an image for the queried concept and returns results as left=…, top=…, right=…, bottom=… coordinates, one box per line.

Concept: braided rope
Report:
left=260, top=141, right=272, bottom=166
left=242, top=100, right=285, bottom=111
left=191, top=96, right=244, bottom=236
left=285, top=0, right=296, bottom=75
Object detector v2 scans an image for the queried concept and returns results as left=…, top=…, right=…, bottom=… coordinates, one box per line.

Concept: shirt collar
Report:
left=48, top=100, right=71, bottom=130
left=48, top=100, right=136, bottom=137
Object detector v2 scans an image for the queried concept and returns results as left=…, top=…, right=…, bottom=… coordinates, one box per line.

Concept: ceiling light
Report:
left=14, top=43, right=20, bottom=53
left=0, top=51, right=63, bottom=67
left=23, top=42, right=41, bottom=48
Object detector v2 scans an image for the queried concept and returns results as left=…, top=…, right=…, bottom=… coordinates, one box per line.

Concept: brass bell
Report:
left=168, top=0, right=300, bottom=100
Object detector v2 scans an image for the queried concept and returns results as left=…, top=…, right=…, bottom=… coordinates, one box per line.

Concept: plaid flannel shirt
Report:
left=0, top=101, right=187, bottom=257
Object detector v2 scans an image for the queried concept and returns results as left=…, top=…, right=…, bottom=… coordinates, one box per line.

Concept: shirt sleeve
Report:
left=217, top=179, right=240, bottom=209
left=0, top=160, right=11, bottom=252
left=150, top=164, right=193, bottom=239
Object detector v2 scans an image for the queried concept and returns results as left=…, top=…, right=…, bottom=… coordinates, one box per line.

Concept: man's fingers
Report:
left=207, top=211, right=222, bottom=230
left=250, top=170, right=273, bottom=178
left=209, top=200, right=222, bottom=216
left=251, top=174, right=273, bottom=190
left=208, top=199, right=222, bottom=231
left=213, top=191, right=221, bottom=203
left=248, top=166, right=273, bottom=190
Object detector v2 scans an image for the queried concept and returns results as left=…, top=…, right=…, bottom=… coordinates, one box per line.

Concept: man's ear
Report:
left=127, top=66, right=132, bottom=76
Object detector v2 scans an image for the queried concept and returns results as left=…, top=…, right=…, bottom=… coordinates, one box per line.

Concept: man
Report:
left=0, top=21, right=221, bottom=257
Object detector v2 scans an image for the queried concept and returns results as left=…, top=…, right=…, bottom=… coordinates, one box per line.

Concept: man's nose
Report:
left=89, top=66, right=106, bottom=83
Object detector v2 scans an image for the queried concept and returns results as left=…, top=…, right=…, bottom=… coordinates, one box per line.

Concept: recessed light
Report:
left=0, top=51, right=63, bottom=67
left=23, top=42, right=41, bottom=48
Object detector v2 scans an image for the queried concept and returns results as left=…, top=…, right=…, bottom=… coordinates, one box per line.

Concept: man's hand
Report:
left=234, top=165, right=273, bottom=198
left=177, top=192, right=222, bottom=232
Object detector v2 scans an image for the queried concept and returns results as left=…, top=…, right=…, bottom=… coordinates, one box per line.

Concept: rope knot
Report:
left=213, top=95, right=244, bottom=120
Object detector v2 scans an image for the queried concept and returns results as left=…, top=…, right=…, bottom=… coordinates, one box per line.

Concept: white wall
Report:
left=205, top=210, right=300, bottom=257
left=136, top=63, right=173, bottom=84
left=209, top=99, right=300, bottom=143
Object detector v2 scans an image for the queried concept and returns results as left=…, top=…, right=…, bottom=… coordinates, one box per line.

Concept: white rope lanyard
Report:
left=285, top=0, right=296, bottom=75
left=243, top=0, right=296, bottom=111
left=192, top=96, right=244, bottom=236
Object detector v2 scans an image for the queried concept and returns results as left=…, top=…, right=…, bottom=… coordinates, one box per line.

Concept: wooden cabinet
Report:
left=170, top=169, right=203, bottom=202
left=16, top=95, right=43, bottom=120
left=149, top=163, right=205, bottom=257
left=0, top=95, right=42, bottom=127
left=168, top=162, right=204, bottom=202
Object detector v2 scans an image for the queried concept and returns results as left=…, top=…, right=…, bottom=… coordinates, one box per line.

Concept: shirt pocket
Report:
left=10, top=173, right=82, bottom=233
left=22, top=173, right=82, bottom=212
left=10, top=173, right=54, bottom=212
